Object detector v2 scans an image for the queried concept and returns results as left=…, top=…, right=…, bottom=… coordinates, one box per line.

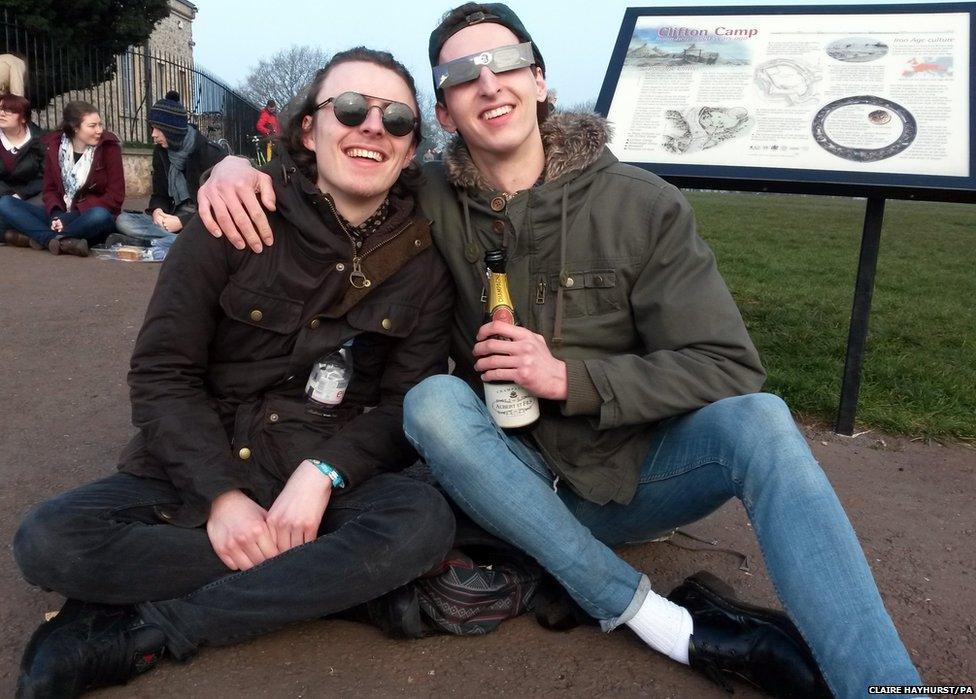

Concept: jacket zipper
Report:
left=535, top=274, right=548, bottom=304
left=322, top=197, right=412, bottom=289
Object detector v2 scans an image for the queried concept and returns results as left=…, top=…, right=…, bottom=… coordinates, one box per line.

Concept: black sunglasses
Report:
left=314, top=91, right=418, bottom=138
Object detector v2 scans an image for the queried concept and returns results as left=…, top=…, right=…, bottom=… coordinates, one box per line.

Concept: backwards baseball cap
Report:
left=428, top=3, right=545, bottom=95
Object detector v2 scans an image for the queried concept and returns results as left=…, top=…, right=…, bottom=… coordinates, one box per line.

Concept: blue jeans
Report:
left=403, top=376, right=922, bottom=697
left=0, top=193, right=43, bottom=232
left=14, top=472, right=455, bottom=659
left=0, top=196, right=115, bottom=246
left=115, top=212, right=177, bottom=248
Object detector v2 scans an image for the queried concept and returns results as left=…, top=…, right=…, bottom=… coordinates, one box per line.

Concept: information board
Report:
left=595, top=3, right=976, bottom=201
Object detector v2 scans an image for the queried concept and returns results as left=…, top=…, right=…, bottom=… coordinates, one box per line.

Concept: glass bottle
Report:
left=482, top=249, right=540, bottom=431
left=305, top=340, right=354, bottom=416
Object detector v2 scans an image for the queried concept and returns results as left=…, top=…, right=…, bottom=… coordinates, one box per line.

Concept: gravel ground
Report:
left=1, top=241, right=973, bottom=697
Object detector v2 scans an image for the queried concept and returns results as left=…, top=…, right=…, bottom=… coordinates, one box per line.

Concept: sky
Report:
left=192, top=0, right=969, bottom=107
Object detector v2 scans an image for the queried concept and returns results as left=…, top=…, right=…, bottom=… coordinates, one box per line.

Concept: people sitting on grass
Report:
left=0, top=93, right=46, bottom=246
left=113, top=92, right=227, bottom=251
left=0, top=100, right=123, bottom=257
left=13, top=48, right=458, bottom=698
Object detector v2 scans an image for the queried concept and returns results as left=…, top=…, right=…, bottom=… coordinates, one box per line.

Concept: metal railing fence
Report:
left=1, top=10, right=259, bottom=154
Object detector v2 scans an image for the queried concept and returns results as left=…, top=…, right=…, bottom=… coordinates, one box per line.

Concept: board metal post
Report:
left=835, top=196, right=886, bottom=435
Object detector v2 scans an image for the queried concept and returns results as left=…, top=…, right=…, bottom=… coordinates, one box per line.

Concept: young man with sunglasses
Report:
left=196, top=4, right=924, bottom=695
left=12, top=48, right=458, bottom=697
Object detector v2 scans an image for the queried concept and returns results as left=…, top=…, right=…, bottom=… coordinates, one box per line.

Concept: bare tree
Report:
left=238, top=45, right=330, bottom=109
left=417, top=91, right=453, bottom=154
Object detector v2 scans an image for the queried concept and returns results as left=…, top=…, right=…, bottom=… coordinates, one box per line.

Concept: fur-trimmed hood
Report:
left=442, top=112, right=612, bottom=192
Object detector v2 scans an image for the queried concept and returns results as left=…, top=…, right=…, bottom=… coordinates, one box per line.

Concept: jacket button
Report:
left=238, top=447, right=252, bottom=460
left=564, top=277, right=575, bottom=288
left=309, top=318, right=321, bottom=329
left=594, top=275, right=604, bottom=285
left=158, top=509, right=172, bottom=520
left=249, top=309, right=263, bottom=322
left=268, top=412, right=279, bottom=423
left=491, top=220, right=505, bottom=234
left=414, top=239, right=422, bottom=247
left=336, top=262, right=346, bottom=272
left=490, top=196, right=506, bottom=212
left=381, top=318, right=392, bottom=330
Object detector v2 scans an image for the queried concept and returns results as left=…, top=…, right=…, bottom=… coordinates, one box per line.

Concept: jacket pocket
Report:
left=257, top=395, right=349, bottom=481
left=220, top=279, right=305, bottom=334
left=548, top=269, right=621, bottom=318
left=346, top=301, right=421, bottom=338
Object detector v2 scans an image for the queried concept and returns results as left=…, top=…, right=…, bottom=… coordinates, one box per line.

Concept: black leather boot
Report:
left=17, top=601, right=165, bottom=698
left=667, top=571, right=832, bottom=698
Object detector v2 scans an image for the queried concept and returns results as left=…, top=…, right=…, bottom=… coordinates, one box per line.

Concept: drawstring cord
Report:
left=552, top=185, right=569, bottom=347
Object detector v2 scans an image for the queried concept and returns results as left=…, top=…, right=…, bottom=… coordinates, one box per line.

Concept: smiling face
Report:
left=73, top=112, right=104, bottom=148
left=435, top=23, right=547, bottom=163
left=300, top=61, right=418, bottom=216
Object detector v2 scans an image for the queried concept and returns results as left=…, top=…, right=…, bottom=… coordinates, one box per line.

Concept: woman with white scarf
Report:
left=0, top=100, right=123, bottom=257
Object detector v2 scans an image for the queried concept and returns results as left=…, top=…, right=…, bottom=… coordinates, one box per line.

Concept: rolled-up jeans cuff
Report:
left=137, top=601, right=196, bottom=661
left=600, top=573, right=651, bottom=632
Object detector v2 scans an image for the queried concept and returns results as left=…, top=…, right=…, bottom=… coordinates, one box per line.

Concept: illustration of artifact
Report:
left=811, top=95, right=916, bottom=162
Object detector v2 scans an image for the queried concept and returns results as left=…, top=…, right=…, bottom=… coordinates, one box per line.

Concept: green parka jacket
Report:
left=418, top=113, right=766, bottom=506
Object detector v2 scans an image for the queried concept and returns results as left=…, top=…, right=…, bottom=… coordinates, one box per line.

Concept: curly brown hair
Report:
left=279, top=47, right=423, bottom=196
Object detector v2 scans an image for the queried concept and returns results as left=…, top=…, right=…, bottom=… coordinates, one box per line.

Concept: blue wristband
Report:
left=308, top=459, right=345, bottom=488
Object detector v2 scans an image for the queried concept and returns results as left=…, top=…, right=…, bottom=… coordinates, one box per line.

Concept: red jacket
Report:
left=42, top=130, right=125, bottom=217
left=256, top=108, right=280, bottom=136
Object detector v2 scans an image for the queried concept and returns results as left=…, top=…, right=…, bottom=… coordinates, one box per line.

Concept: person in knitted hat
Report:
left=113, top=91, right=227, bottom=252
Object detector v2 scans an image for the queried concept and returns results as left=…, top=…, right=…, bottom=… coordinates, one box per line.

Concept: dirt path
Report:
left=1, top=245, right=973, bottom=697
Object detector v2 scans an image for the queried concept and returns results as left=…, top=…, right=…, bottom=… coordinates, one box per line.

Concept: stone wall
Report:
left=122, top=147, right=154, bottom=198
left=148, top=0, right=197, bottom=62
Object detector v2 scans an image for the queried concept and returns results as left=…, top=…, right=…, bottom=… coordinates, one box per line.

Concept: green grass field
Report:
left=688, top=191, right=975, bottom=442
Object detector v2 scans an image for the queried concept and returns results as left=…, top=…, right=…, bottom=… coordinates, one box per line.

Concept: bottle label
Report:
left=484, top=381, right=540, bottom=429
left=306, top=363, right=348, bottom=407
left=486, top=272, right=516, bottom=324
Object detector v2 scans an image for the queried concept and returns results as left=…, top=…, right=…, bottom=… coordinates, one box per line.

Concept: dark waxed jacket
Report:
left=419, top=113, right=765, bottom=507
left=148, top=126, right=227, bottom=226
left=119, top=151, right=455, bottom=527
left=0, top=122, right=45, bottom=199
left=42, top=130, right=125, bottom=217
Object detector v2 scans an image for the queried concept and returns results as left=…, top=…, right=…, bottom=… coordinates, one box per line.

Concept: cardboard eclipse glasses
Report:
left=434, top=42, right=535, bottom=90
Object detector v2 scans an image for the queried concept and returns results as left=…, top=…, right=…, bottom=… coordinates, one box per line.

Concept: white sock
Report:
left=625, top=590, right=694, bottom=665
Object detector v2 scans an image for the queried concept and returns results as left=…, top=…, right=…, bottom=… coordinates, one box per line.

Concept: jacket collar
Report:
left=442, top=112, right=611, bottom=192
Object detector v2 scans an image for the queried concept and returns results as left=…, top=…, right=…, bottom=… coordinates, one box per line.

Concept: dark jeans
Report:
left=13, top=472, right=455, bottom=659
left=0, top=193, right=43, bottom=231
left=0, top=197, right=115, bottom=246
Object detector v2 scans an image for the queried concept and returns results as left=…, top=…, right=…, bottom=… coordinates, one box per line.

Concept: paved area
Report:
left=0, top=240, right=973, bottom=697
